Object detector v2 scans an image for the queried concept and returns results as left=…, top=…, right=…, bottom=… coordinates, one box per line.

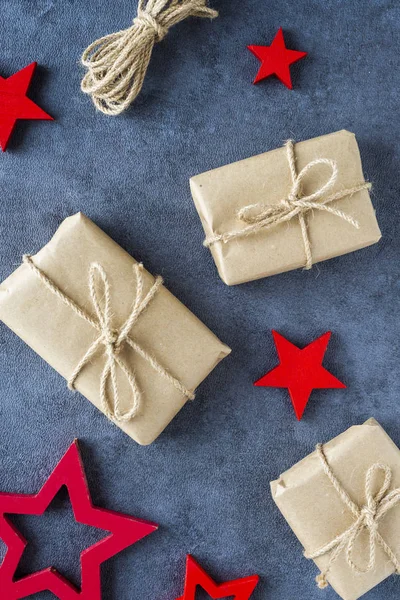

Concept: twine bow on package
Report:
left=190, top=130, right=382, bottom=285
left=0, top=213, right=230, bottom=445
left=271, top=419, right=400, bottom=600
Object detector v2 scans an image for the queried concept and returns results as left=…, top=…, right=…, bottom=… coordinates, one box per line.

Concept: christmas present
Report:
left=190, top=130, right=381, bottom=285
left=271, top=418, right=400, bottom=600
left=0, top=213, right=230, bottom=445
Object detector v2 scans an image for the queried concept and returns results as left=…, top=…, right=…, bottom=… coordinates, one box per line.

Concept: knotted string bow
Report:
left=304, top=443, right=400, bottom=590
left=23, top=255, right=195, bottom=422
left=81, top=0, right=218, bottom=116
left=204, top=140, right=372, bottom=270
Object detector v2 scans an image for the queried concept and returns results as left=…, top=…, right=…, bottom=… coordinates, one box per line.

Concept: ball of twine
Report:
left=81, top=0, right=218, bottom=116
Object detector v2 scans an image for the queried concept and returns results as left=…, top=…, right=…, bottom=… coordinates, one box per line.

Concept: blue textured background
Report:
left=0, top=1, right=400, bottom=599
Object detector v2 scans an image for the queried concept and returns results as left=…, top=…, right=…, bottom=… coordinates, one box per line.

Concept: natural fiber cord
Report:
left=23, top=255, right=195, bottom=422
left=204, top=140, right=372, bottom=270
left=81, top=0, right=218, bottom=115
left=304, top=443, right=400, bottom=589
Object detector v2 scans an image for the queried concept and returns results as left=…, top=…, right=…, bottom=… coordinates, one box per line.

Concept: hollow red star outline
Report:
left=176, top=555, right=259, bottom=600
left=254, top=331, right=346, bottom=420
left=0, top=440, right=158, bottom=599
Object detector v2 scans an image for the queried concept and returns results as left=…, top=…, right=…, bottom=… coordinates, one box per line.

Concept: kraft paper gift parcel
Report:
left=0, top=213, right=231, bottom=445
left=271, top=419, right=400, bottom=600
left=190, top=130, right=382, bottom=285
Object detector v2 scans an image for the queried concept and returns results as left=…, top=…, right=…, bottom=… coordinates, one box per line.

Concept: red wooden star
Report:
left=0, top=61, right=53, bottom=151
left=176, top=555, right=259, bottom=600
left=248, top=27, right=307, bottom=89
left=0, top=440, right=158, bottom=599
left=254, top=331, right=346, bottom=420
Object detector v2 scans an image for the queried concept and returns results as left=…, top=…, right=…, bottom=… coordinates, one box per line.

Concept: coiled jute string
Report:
left=204, top=140, right=372, bottom=270
left=304, top=443, right=400, bottom=590
left=81, top=0, right=218, bottom=115
left=23, top=255, right=195, bottom=422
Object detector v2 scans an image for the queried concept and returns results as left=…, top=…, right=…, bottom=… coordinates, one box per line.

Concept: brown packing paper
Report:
left=270, top=419, right=400, bottom=600
left=0, top=213, right=231, bottom=445
left=190, top=130, right=382, bottom=285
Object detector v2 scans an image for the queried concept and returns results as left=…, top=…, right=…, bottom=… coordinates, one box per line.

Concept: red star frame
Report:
left=0, top=440, right=157, bottom=599
left=176, top=555, right=259, bottom=600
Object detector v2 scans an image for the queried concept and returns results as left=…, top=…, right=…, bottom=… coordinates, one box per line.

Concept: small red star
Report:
left=0, top=440, right=158, bottom=599
left=176, top=555, right=259, bottom=600
left=248, top=27, right=307, bottom=89
left=0, top=62, right=53, bottom=151
left=254, top=331, right=346, bottom=420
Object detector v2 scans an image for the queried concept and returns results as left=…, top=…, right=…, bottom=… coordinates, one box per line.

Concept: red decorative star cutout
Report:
left=0, top=61, right=53, bottom=151
left=254, top=331, right=346, bottom=420
left=248, top=27, right=307, bottom=89
left=176, top=555, right=259, bottom=600
left=0, top=440, right=158, bottom=599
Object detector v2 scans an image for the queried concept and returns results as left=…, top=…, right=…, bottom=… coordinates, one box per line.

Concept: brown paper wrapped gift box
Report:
left=271, top=419, right=400, bottom=600
left=190, top=130, right=382, bottom=285
left=0, top=213, right=231, bottom=445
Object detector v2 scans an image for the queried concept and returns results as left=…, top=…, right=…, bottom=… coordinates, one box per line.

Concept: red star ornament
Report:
left=176, top=555, right=259, bottom=600
left=254, top=331, right=346, bottom=420
left=248, top=27, right=307, bottom=89
left=0, top=440, right=158, bottom=599
left=0, top=61, right=53, bottom=151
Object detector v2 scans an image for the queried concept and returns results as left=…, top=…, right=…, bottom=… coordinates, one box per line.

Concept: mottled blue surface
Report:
left=0, top=1, right=400, bottom=599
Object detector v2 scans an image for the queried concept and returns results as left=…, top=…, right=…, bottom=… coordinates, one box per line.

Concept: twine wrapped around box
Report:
left=270, top=419, right=400, bottom=600
left=0, top=213, right=231, bottom=445
left=305, top=443, right=400, bottom=590
left=22, top=254, right=195, bottom=423
left=204, top=140, right=372, bottom=270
